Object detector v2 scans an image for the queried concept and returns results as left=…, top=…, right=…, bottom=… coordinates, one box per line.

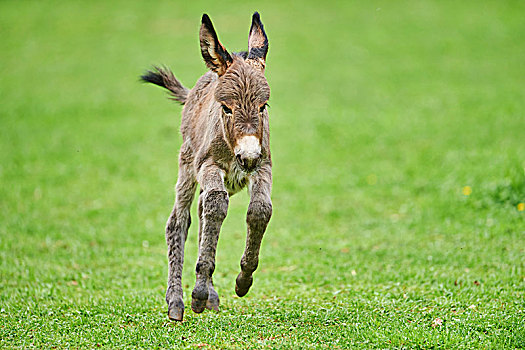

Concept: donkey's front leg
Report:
left=165, top=158, right=196, bottom=321
left=197, top=192, right=220, bottom=311
left=236, top=165, right=272, bottom=297
left=192, top=164, right=229, bottom=313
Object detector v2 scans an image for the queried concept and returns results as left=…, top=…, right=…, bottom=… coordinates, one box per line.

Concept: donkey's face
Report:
left=200, top=13, right=269, bottom=172
left=216, top=60, right=270, bottom=172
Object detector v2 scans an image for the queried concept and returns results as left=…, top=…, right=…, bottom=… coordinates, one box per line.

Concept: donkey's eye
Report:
left=222, top=105, right=232, bottom=114
left=259, top=103, right=268, bottom=113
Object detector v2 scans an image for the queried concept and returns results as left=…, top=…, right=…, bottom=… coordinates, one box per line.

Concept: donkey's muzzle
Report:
left=236, top=153, right=261, bottom=173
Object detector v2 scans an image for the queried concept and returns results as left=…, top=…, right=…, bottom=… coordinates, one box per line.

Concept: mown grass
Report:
left=1, top=0, right=524, bottom=348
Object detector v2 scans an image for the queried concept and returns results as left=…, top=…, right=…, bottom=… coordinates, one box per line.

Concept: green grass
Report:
left=1, top=0, right=524, bottom=348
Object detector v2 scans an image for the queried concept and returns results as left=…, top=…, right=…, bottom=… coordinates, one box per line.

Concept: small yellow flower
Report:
left=462, top=186, right=472, bottom=196
left=518, top=203, right=525, bottom=211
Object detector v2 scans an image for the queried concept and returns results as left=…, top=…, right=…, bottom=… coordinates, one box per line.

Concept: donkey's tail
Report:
left=141, top=66, right=189, bottom=105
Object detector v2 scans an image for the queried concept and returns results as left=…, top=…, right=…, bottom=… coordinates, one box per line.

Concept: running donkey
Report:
left=141, top=13, right=272, bottom=321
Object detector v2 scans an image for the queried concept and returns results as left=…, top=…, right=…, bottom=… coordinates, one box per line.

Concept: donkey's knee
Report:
left=247, top=200, right=272, bottom=230
left=202, top=190, right=229, bottom=223
left=165, top=209, right=191, bottom=245
left=165, top=210, right=176, bottom=242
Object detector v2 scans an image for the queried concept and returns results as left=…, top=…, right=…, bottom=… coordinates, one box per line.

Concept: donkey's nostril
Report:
left=235, top=153, right=260, bottom=172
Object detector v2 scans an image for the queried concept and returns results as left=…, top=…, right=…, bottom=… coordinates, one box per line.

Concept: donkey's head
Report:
left=200, top=13, right=270, bottom=173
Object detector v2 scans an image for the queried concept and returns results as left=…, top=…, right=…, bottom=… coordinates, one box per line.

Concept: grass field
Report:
left=1, top=0, right=524, bottom=348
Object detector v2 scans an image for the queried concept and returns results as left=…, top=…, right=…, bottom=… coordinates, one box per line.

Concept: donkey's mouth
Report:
left=235, top=155, right=261, bottom=173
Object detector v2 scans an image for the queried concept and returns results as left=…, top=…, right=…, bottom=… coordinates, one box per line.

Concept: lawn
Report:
left=1, top=0, right=524, bottom=348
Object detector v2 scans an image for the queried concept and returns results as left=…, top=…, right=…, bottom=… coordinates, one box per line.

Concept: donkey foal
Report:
left=141, top=12, right=272, bottom=321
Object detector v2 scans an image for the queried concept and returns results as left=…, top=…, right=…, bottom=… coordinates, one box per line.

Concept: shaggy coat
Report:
left=141, top=12, right=272, bottom=321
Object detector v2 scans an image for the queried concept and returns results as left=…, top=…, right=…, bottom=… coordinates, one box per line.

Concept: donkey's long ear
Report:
left=200, top=14, right=233, bottom=76
left=247, top=12, right=268, bottom=70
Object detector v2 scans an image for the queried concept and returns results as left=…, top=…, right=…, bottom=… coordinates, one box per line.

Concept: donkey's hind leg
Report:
left=197, top=193, right=220, bottom=311
left=165, top=152, right=196, bottom=321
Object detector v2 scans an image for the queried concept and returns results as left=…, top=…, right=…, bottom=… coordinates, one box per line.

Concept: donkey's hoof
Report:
left=168, top=306, right=184, bottom=321
left=191, top=298, right=207, bottom=313
left=235, top=273, right=253, bottom=297
left=167, top=300, right=184, bottom=321
left=206, top=299, right=219, bottom=311
left=206, top=293, right=220, bottom=311
left=191, top=287, right=208, bottom=313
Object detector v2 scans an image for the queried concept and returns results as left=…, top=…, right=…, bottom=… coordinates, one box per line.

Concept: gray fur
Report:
left=143, top=12, right=272, bottom=321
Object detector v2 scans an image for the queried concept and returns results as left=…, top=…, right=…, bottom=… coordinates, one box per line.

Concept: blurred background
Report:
left=1, top=0, right=524, bottom=347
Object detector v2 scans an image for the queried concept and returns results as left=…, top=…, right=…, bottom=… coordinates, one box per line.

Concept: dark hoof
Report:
left=206, top=295, right=220, bottom=311
left=235, top=273, right=253, bottom=297
left=167, top=300, right=184, bottom=321
left=191, top=286, right=208, bottom=313
left=191, top=298, right=207, bottom=313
